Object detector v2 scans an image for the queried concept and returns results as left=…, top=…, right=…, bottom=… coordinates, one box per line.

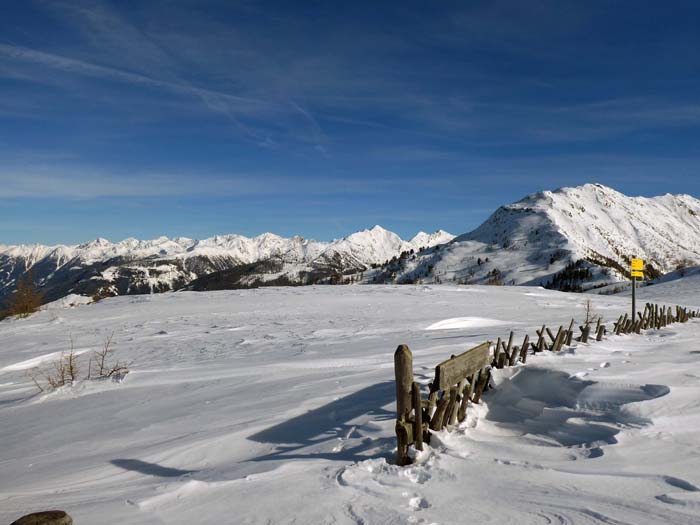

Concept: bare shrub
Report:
left=583, top=298, right=601, bottom=325
left=25, top=369, right=44, bottom=393
left=28, top=333, right=130, bottom=393
left=91, top=332, right=130, bottom=379
left=44, top=337, right=79, bottom=389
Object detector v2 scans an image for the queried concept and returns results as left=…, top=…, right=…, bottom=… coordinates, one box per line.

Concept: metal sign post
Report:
left=632, top=275, right=636, bottom=323
left=630, top=258, right=644, bottom=323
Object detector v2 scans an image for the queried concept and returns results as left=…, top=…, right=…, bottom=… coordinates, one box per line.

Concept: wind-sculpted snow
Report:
left=1, top=282, right=700, bottom=523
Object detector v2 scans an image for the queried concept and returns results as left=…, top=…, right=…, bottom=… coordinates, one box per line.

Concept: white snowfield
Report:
left=1, top=280, right=700, bottom=524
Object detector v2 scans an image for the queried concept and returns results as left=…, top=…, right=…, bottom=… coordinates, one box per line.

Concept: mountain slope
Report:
left=0, top=226, right=454, bottom=304
left=374, top=184, right=700, bottom=290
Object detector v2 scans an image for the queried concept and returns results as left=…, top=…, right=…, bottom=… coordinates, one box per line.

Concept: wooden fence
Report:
left=394, top=302, right=698, bottom=466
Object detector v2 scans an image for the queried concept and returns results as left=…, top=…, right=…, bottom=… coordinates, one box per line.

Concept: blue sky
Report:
left=1, top=0, right=700, bottom=245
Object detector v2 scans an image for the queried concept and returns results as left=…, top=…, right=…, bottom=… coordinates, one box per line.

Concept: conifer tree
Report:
left=4, top=273, right=43, bottom=318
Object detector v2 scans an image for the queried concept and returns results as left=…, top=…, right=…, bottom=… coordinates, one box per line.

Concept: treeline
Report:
left=0, top=274, right=43, bottom=320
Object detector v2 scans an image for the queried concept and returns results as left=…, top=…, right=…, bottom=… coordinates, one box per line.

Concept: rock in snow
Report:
left=10, top=510, right=73, bottom=525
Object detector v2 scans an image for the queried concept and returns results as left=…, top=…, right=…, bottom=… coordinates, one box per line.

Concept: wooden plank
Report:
left=497, top=352, right=506, bottom=369
left=596, top=325, right=605, bottom=342
left=434, top=342, right=490, bottom=391
left=508, top=343, right=520, bottom=366
left=519, top=334, right=529, bottom=364
left=466, top=373, right=477, bottom=399
left=505, top=332, right=514, bottom=355
left=472, top=368, right=490, bottom=404
left=430, top=395, right=449, bottom=431
left=446, top=386, right=460, bottom=427
left=412, top=382, right=423, bottom=451
left=492, top=338, right=502, bottom=367
left=507, top=345, right=518, bottom=364
left=546, top=327, right=556, bottom=344
left=634, top=319, right=642, bottom=334
left=457, top=376, right=472, bottom=422
left=552, top=326, right=564, bottom=351
left=427, top=389, right=438, bottom=416
left=614, top=315, right=624, bottom=335
left=566, top=318, right=575, bottom=346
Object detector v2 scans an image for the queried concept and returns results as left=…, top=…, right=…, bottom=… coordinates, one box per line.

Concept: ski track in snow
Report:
left=1, top=283, right=700, bottom=524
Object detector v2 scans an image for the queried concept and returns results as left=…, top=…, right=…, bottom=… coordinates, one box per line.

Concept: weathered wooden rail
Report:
left=394, top=302, right=698, bottom=465
left=394, top=341, right=491, bottom=466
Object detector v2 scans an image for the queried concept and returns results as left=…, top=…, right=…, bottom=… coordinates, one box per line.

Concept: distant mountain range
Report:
left=3, top=183, right=700, bottom=307
left=0, top=227, right=454, bottom=304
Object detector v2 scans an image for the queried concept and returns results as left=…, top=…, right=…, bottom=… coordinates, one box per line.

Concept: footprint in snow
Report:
left=662, top=475, right=700, bottom=492
left=656, top=475, right=700, bottom=506
left=408, top=495, right=431, bottom=511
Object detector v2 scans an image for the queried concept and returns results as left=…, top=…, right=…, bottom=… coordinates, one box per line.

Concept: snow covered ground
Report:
left=1, top=282, right=700, bottom=524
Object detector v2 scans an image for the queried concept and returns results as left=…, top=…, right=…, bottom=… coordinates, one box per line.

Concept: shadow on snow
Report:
left=247, top=381, right=396, bottom=463
left=110, top=458, right=198, bottom=478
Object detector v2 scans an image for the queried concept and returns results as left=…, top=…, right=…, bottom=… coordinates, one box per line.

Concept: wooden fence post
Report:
left=566, top=318, right=575, bottom=346
left=579, top=323, right=590, bottom=343
left=493, top=337, right=502, bottom=366
left=596, top=324, right=605, bottom=341
left=395, top=345, right=413, bottom=421
left=394, top=344, right=413, bottom=466
left=519, top=334, right=529, bottom=363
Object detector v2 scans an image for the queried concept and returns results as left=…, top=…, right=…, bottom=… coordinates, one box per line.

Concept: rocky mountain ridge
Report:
left=369, top=183, right=700, bottom=291
left=0, top=227, right=454, bottom=304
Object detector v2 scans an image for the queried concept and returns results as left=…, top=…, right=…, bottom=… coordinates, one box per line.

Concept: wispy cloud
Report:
left=1, top=1, right=699, bottom=207
left=1, top=0, right=332, bottom=150
left=0, top=43, right=268, bottom=112
left=0, top=160, right=419, bottom=199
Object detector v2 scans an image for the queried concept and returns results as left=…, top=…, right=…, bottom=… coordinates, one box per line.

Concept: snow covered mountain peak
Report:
left=7, top=182, right=699, bottom=298
left=0, top=226, right=455, bottom=301
left=379, top=184, right=700, bottom=290
left=0, top=225, right=453, bottom=264
left=410, top=230, right=455, bottom=248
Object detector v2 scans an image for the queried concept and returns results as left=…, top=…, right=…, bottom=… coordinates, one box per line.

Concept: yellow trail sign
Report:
left=630, top=258, right=644, bottom=324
